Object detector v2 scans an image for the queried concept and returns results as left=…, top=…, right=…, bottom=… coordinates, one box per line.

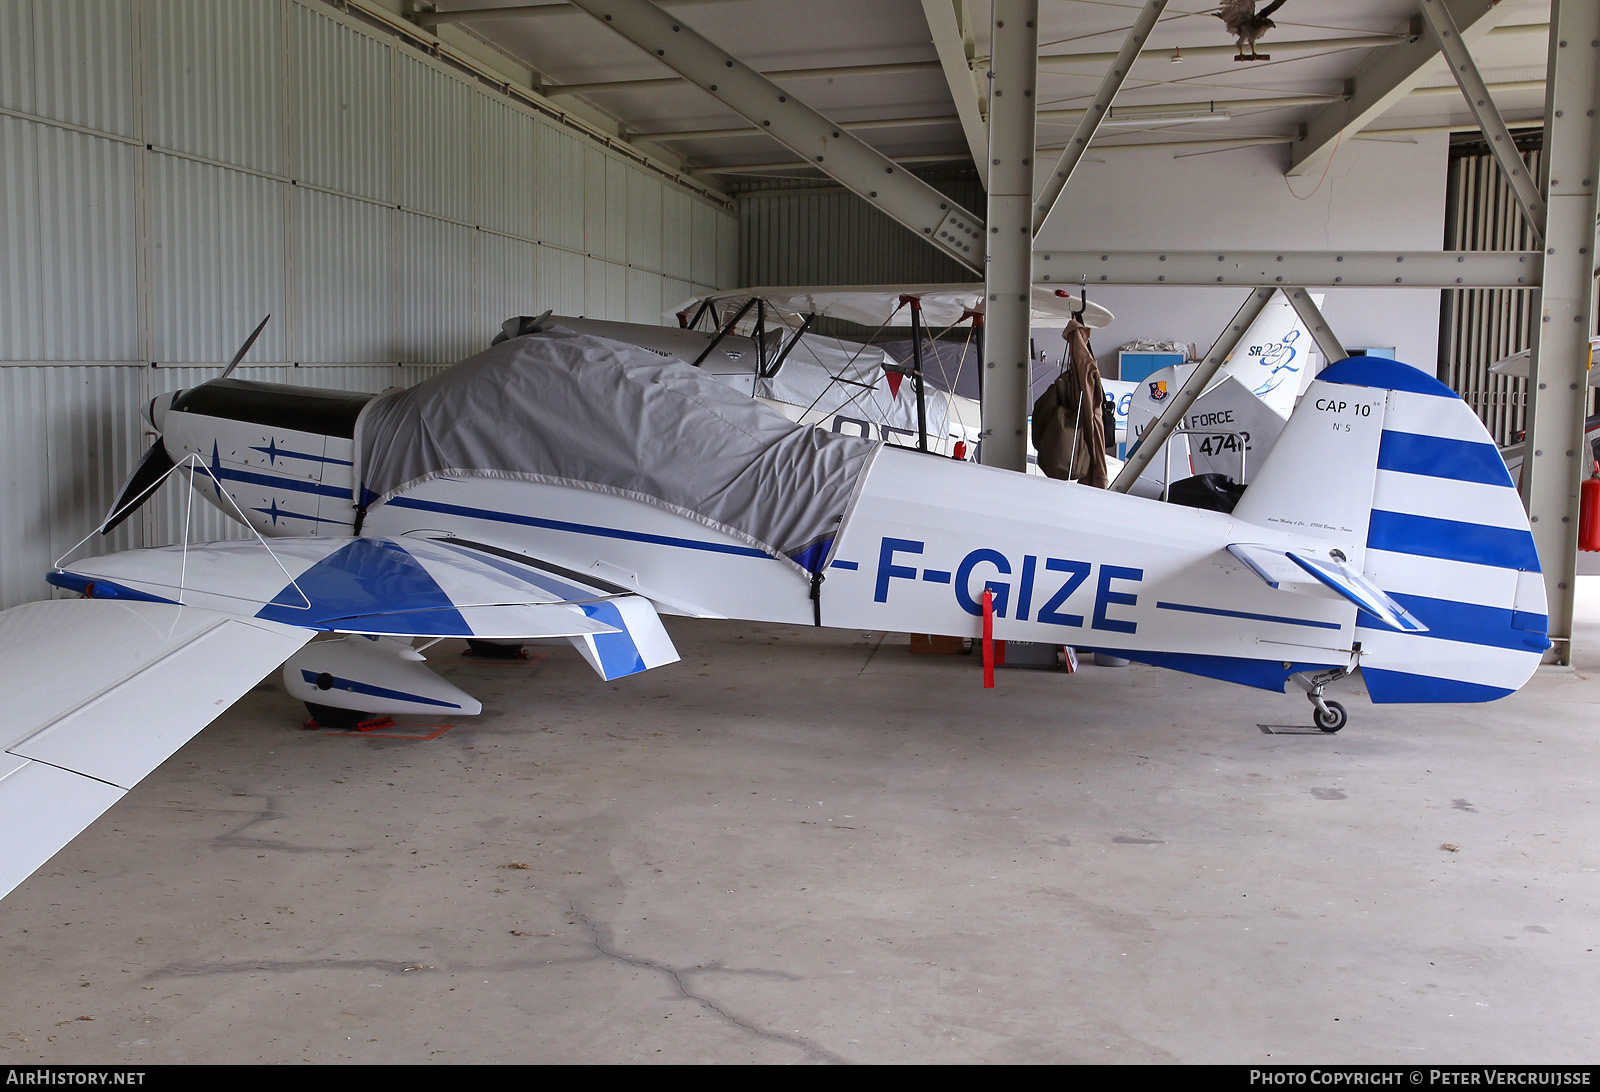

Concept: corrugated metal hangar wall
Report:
left=738, top=174, right=984, bottom=291
left=1439, top=139, right=1543, bottom=448
left=0, top=0, right=738, bottom=610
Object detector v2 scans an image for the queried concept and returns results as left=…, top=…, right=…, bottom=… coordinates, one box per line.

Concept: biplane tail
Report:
left=1232, top=357, right=1549, bottom=703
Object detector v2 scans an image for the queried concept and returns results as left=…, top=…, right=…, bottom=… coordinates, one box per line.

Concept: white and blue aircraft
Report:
left=0, top=317, right=1550, bottom=900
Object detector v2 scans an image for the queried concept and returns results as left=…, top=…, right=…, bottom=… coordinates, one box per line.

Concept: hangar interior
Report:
left=0, top=0, right=1597, bottom=1065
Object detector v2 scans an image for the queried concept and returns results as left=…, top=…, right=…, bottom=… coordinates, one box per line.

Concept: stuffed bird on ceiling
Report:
left=1214, top=0, right=1289, bottom=60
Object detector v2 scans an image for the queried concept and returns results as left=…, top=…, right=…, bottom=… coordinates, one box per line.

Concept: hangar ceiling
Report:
left=410, top=0, right=1555, bottom=184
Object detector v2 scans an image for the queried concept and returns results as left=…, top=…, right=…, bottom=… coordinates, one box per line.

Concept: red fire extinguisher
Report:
left=1580, top=467, right=1600, bottom=552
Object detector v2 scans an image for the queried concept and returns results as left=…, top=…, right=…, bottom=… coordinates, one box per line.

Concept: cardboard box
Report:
left=910, top=633, right=967, bottom=655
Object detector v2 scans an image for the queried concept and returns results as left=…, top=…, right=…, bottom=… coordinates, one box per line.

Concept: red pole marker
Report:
left=982, top=587, right=995, bottom=688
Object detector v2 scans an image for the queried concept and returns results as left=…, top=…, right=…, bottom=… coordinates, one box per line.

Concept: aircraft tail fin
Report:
left=1232, top=357, right=1549, bottom=703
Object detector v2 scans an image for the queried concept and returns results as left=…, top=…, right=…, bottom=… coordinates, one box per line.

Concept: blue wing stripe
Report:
left=1367, top=510, right=1541, bottom=573
left=1376, top=431, right=1514, bottom=487
left=577, top=601, right=647, bottom=678
left=255, top=539, right=471, bottom=633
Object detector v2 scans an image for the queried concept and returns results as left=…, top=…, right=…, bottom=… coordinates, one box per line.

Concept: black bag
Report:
left=1166, top=473, right=1246, bottom=513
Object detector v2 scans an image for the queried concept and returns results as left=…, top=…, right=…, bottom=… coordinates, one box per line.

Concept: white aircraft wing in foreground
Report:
left=0, top=531, right=686, bottom=898
left=0, top=599, right=310, bottom=900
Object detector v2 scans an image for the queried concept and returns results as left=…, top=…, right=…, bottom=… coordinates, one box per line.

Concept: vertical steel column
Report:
left=1522, top=2, right=1600, bottom=665
left=981, top=0, right=1038, bottom=471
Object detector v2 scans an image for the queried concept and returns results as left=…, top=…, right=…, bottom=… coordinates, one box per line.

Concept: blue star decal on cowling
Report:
left=210, top=440, right=224, bottom=500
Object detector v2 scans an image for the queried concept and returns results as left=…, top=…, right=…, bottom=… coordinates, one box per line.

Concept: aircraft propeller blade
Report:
left=101, top=440, right=176, bottom=535
left=218, top=314, right=271, bottom=381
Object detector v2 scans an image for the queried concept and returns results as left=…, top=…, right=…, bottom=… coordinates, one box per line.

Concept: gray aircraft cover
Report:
left=356, top=326, right=881, bottom=576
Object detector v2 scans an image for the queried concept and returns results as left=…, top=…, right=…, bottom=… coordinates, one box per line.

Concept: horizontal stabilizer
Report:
left=0, top=600, right=311, bottom=901
left=1287, top=552, right=1427, bottom=633
left=1227, top=542, right=1427, bottom=633
left=1226, top=543, right=1316, bottom=591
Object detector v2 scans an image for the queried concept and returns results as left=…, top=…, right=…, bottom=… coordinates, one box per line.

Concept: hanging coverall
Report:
left=1030, top=318, right=1109, bottom=487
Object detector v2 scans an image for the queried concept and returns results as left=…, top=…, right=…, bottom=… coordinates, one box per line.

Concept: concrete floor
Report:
left=1, top=590, right=1597, bottom=1065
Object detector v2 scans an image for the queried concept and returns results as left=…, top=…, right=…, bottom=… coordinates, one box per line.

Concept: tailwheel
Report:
left=1293, top=660, right=1357, bottom=734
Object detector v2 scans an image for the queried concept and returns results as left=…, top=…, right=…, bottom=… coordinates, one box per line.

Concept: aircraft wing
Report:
left=51, top=533, right=681, bottom=681
left=0, top=598, right=313, bottom=900
left=1488, top=337, right=1600, bottom=382
left=1227, top=543, right=1427, bottom=633
left=673, top=283, right=1115, bottom=330
left=2, top=530, right=690, bottom=899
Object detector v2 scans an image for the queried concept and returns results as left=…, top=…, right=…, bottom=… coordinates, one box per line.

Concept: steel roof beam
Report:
left=636, top=77, right=1543, bottom=140
left=416, top=2, right=574, bottom=24
left=644, top=114, right=962, bottom=141
left=1031, top=249, right=1542, bottom=289
left=529, top=24, right=1548, bottom=97
left=1419, top=0, right=1546, bottom=241
left=1036, top=22, right=1546, bottom=70
left=545, top=38, right=1526, bottom=100
left=921, top=0, right=990, bottom=185
left=1039, top=33, right=1408, bottom=69
left=1287, top=0, right=1513, bottom=177
left=566, top=0, right=985, bottom=273
left=548, top=60, right=941, bottom=98
left=1033, top=0, right=1167, bottom=238
left=708, top=123, right=1553, bottom=176
left=544, top=36, right=1408, bottom=101
left=641, top=93, right=1348, bottom=141
left=416, top=0, right=734, bottom=25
